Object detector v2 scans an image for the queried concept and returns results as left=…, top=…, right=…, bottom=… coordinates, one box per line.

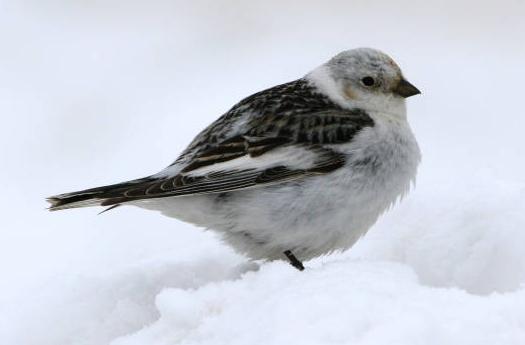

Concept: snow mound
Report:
left=2, top=253, right=253, bottom=345
left=114, top=260, right=525, bottom=345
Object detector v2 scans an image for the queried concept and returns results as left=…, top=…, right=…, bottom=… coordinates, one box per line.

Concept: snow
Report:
left=1, top=1, right=525, bottom=344
left=118, top=262, right=525, bottom=345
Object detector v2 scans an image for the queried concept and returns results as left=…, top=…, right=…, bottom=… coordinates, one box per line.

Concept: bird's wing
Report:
left=94, top=109, right=373, bottom=206
left=47, top=79, right=374, bottom=210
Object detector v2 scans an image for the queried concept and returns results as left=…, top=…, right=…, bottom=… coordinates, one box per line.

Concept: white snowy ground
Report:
left=1, top=1, right=525, bottom=344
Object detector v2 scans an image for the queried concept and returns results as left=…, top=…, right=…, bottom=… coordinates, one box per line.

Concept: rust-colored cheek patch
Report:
left=344, top=85, right=358, bottom=100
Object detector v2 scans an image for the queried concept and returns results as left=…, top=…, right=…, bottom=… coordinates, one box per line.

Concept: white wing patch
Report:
left=182, top=146, right=319, bottom=177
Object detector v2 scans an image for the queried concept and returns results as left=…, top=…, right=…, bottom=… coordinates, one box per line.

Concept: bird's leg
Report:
left=283, top=250, right=305, bottom=271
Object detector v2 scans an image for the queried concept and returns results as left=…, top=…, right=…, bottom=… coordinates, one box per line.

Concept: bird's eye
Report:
left=361, top=76, right=375, bottom=87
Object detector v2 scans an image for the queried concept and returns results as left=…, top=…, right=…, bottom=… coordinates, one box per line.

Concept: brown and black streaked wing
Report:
left=48, top=109, right=373, bottom=210
left=94, top=109, right=372, bottom=205
left=179, top=109, right=373, bottom=173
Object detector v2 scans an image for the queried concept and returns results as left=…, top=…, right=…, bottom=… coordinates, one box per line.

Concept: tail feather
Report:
left=47, top=177, right=152, bottom=211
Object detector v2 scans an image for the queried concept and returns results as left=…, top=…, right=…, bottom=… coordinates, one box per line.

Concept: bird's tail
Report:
left=46, top=177, right=152, bottom=211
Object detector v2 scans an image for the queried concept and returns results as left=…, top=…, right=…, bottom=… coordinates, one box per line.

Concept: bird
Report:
left=48, top=48, right=421, bottom=271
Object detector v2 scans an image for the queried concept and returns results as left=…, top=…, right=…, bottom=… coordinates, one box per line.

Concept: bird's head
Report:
left=308, top=48, right=420, bottom=118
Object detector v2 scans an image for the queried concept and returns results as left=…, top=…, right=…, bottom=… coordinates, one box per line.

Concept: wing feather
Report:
left=98, top=147, right=346, bottom=206
left=94, top=109, right=371, bottom=205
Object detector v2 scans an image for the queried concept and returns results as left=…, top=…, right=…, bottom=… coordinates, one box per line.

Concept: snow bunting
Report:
left=48, top=48, right=421, bottom=270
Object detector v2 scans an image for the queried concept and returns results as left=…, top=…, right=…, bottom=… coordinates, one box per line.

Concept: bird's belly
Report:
left=225, top=162, right=414, bottom=259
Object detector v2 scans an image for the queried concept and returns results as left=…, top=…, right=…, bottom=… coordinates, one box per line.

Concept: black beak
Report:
left=394, top=78, right=421, bottom=98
